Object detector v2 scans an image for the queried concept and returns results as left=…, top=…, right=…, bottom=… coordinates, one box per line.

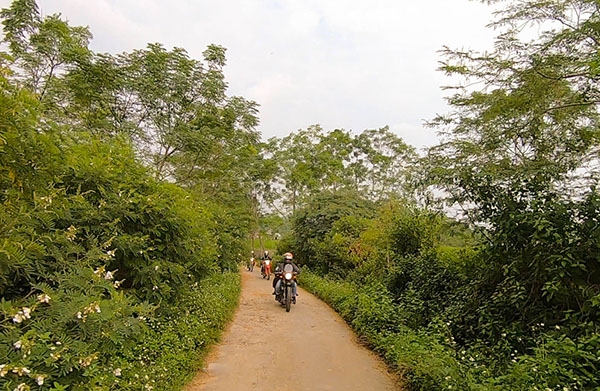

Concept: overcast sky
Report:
left=2, top=0, right=499, bottom=150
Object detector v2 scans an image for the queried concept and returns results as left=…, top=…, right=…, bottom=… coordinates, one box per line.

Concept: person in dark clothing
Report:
left=272, top=252, right=300, bottom=297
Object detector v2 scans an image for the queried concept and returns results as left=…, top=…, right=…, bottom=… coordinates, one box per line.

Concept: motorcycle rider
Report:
left=261, top=250, right=272, bottom=275
left=248, top=250, right=256, bottom=272
left=273, top=252, right=300, bottom=298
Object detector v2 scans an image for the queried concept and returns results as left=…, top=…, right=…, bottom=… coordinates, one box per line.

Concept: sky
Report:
left=2, top=0, right=499, bottom=150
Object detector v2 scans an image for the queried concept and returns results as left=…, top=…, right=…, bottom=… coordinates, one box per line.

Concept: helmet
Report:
left=284, top=252, right=293, bottom=261
left=265, top=250, right=269, bottom=255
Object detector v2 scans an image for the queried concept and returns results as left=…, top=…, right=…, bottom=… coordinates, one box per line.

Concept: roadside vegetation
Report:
left=0, top=1, right=252, bottom=389
left=2, top=0, right=599, bottom=390
left=274, top=1, right=600, bottom=389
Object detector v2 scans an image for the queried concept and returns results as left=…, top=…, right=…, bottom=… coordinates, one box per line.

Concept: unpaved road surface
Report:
left=185, top=269, right=400, bottom=391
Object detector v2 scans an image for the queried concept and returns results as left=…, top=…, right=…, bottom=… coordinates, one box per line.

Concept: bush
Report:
left=1, top=136, right=219, bottom=303
left=0, top=266, right=151, bottom=390
left=0, top=76, right=243, bottom=391
left=118, top=272, right=241, bottom=391
left=295, top=191, right=600, bottom=390
left=300, top=270, right=481, bottom=390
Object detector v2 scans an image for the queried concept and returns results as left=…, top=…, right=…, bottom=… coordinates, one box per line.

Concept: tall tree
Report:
left=268, top=125, right=416, bottom=214
left=1, top=0, right=91, bottom=103
left=426, top=0, right=600, bottom=333
left=354, top=126, right=416, bottom=199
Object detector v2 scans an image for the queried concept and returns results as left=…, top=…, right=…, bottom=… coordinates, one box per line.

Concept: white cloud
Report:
left=2, top=0, right=500, bottom=147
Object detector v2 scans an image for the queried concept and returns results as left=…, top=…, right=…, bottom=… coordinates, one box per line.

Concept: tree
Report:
left=1, top=0, right=91, bottom=104
left=268, top=125, right=326, bottom=213
left=268, top=125, right=417, bottom=214
left=426, top=0, right=600, bottom=334
left=354, top=126, right=416, bottom=199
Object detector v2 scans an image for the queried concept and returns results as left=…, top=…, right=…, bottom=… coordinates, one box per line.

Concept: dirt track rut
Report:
left=184, top=269, right=400, bottom=391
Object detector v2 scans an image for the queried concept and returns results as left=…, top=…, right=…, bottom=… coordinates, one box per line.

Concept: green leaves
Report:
left=268, top=125, right=417, bottom=213
left=1, top=0, right=91, bottom=101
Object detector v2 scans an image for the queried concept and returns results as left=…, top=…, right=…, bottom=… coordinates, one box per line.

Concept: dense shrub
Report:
left=1, top=135, right=219, bottom=303
left=300, top=271, right=477, bottom=390
left=0, top=67, right=243, bottom=390
left=290, top=190, right=375, bottom=269
left=295, top=192, right=600, bottom=390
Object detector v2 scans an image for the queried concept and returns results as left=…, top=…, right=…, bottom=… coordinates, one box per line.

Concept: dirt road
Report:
left=184, top=269, right=400, bottom=391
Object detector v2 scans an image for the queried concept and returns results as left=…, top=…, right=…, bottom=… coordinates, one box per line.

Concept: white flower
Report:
left=15, top=383, right=28, bottom=391
left=0, top=364, right=7, bottom=377
left=152, top=285, right=158, bottom=291
left=105, top=271, right=114, bottom=280
left=95, top=304, right=101, bottom=313
left=114, top=280, right=123, bottom=288
left=12, top=307, right=32, bottom=323
left=12, top=367, right=30, bottom=376
left=540, top=323, right=545, bottom=327
left=114, top=368, right=122, bottom=376
left=38, top=294, right=51, bottom=304
left=555, top=325, right=560, bottom=330
left=76, top=311, right=83, bottom=319
left=501, top=333, right=507, bottom=337
left=13, top=340, right=22, bottom=349
left=106, top=249, right=116, bottom=258
left=65, top=225, right=77, bottom=241
left=35, top=375, right=45, bottom=385
left=154, top=265, right=159, bottom=271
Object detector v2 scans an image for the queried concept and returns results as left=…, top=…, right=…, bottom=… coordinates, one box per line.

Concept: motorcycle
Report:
left=275, top=263, right=297, bottom=312
left=261, top=259, right=271, bottom=280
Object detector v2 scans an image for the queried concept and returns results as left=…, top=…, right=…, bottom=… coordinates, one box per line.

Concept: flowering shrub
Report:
left=0, top=70, right=244, bottom=390
left=0, top=266, right=151, bottom=390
